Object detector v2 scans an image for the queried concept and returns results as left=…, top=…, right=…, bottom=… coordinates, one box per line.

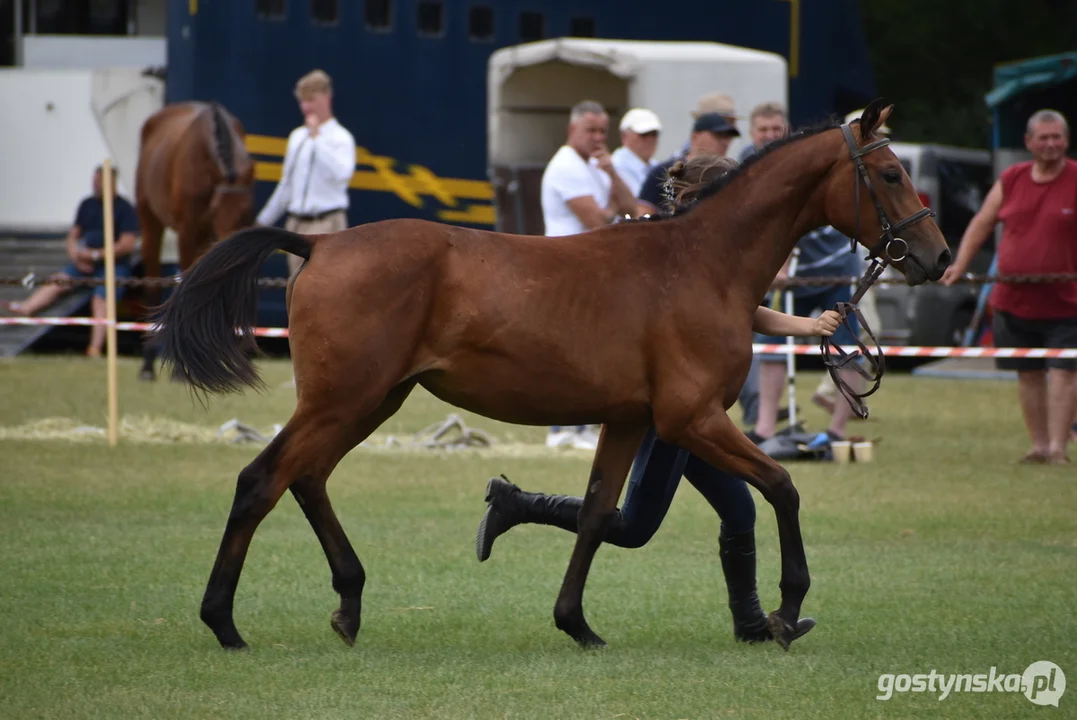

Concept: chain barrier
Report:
left=0, top=273, right=291, bottom=289
left=3, top=272, right=1077, bottom=290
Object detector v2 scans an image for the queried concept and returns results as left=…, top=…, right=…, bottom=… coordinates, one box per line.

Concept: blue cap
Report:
left=692, top=112, right=741, bottom=136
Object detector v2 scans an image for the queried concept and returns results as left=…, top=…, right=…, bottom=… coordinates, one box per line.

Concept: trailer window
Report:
left=519, top=11, right=543, bottom=42
left=469, top=5, right=494, bottom=42
left=569, top=16, right=595, bottom=38
left=35, top=0, right=130, bottom=34
left=256, top=0, right=286, bottom=21
left=365, top=0, right=391, bottom=31
left=417, top=1, right=443, bottom=37
left=311, top=0, right=338, bottom=25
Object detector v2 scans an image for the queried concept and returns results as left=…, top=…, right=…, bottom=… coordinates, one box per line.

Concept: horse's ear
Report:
left=858, top=98, right=892, bottom=138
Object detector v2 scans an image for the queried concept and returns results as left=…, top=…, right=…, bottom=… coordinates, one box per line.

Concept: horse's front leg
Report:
left=669, top=406, right=809, bottom=650
left=553, top=423, right=646, bottom=648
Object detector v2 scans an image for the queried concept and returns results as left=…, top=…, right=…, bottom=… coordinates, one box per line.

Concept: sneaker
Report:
left=571, top=428, right=600, bottom=451
left=545, top=429, right=576, bottom=449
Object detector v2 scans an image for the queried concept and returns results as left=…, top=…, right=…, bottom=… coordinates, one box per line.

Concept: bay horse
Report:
left=152, top=99, right=950, bottom=651
left=135, top=101, right=255, bottom=380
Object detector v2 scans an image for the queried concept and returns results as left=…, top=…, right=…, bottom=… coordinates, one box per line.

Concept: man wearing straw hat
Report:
left=256, top=69, right=357, bottom=279
left=670, top=92, right=740, bottom=160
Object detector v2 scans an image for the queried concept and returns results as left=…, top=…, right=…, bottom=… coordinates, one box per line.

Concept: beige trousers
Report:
left=284, top=210, right=348, bottom=276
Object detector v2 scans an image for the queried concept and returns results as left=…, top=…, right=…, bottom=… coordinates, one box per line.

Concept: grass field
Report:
left=1, top=356, right=1074, bottom=719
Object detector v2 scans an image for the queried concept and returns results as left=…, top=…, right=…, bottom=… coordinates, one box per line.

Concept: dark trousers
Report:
left=614, top=428, right=756, bottom=548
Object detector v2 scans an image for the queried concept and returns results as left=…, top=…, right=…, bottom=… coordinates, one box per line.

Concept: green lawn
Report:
left=0, top=356, right=1073, bottom=719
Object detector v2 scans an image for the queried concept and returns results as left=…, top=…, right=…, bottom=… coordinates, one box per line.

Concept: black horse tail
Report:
left=209, top=101, right=237, bottom=184
left=150, top=226, right=311, bottom=396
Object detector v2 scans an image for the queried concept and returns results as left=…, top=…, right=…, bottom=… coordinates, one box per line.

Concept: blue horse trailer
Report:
left=165, top=0, right=876, bottom=327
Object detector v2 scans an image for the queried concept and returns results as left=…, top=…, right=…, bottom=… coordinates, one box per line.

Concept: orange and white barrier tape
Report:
left=0, top=316, right=289, bottom=338
left=751, top=343, right=1077, bottom=358
left=3, top=316, right=1077, bottom=357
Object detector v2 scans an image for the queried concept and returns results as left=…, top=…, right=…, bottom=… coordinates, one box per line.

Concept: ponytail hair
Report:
left=661, top=154, right=739, bottom=213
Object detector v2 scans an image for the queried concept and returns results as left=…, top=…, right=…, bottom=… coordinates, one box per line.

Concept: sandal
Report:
left=1018, top=450, right=1048, bottom=464
left=811, top=392, right=835, bottom=413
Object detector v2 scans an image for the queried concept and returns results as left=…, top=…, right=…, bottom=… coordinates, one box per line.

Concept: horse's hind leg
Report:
left=553, top=423, right=646, bottom=648
left=672, top=407, right=809, bottom=650
left=200, top=382, right=414, bottom=649
left=289, top=380, right=417, bottom=646
left=136, top=206, right=164, bottom=381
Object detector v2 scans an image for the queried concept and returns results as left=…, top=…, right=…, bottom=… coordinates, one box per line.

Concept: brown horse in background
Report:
left=135, top=101, right=255, bottom=380
left=152, top=100, right=951, bottom=652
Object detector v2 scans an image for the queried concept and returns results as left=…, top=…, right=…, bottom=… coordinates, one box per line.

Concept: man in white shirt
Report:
left=256, top=69, right=356, bottom=278
left=611, top=107, right=662, bottom=212
left=540, top=100, right=638, bottom=238
left=540, top=100, right=637, bottom=449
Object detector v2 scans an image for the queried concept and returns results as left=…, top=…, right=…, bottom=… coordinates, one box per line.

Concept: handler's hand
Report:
left=813, top=310, right=841, bottom=337
left=939, top=264, right=965, bottom=287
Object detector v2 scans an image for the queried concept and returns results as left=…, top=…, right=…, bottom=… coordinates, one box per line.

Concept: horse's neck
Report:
left=678, top=134, right=838, bottom=307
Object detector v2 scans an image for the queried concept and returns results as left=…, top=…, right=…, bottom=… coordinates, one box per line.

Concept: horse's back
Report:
left=137, top=104, right=203, bottom=193
left=307, top=217, right=663, bottom=356
left=137, top=102, right=252, bottom=205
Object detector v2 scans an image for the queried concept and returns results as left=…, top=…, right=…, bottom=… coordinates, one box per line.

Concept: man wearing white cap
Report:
left=612, top=108, right=662, bottom=203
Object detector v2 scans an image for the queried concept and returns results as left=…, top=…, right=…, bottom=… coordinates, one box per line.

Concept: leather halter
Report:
left=819, top=122, right=936, bottom=420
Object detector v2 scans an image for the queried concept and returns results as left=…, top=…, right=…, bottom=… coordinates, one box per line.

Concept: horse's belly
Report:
left=416, top=354, right=649, bottom=427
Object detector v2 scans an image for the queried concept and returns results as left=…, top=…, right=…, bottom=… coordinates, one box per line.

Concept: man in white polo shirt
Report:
left=540, top=99, right=637, bottom=449
left=611, top=107, right=662, bottom=209
left=257, top=69, right=357, bottom=278
left=541, top=100, right=638, bottom=237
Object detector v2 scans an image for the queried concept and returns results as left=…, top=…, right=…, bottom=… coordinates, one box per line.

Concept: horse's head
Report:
left=823, top=98, right=951, bottom=285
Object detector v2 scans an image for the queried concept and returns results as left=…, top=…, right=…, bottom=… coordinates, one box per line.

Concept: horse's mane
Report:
left=671, top=116, right=848, bottom=217
left=208, top=102, right=237, bottom=184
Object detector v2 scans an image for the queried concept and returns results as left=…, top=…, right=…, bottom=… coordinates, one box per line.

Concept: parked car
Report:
left=872, top=142, right=996, bottom=346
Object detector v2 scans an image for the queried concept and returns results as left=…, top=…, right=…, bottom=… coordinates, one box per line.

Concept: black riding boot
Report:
left=139, top=340, right=157, bottom=381
left=718, top=527, right=771, bottom=642
left=719, top=527, right=816, bottom=644
left=475, top=475, right=626, bottom=562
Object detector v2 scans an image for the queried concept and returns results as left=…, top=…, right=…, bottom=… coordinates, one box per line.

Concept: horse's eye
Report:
left=883, top=172, right=902, bottom=185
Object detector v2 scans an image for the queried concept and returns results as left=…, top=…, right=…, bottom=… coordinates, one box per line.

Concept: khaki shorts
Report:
left=284, top=210, right=347, bottom=274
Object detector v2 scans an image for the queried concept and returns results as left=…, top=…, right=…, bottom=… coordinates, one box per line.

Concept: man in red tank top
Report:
left=943, top=110, right=1077, bottom=464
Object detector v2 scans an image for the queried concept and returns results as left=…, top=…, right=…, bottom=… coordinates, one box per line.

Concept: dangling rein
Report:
left=820, top=254, right=895, bottom=420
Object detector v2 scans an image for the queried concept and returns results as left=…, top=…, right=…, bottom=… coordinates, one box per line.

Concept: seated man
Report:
left=5, top=165, right=139, bottom=356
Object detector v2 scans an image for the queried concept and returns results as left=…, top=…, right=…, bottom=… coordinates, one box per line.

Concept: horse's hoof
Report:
left=575, top=632, right=608, bottom=650
left=556, top=614, right=607, bottom=649
left=330, top=610, right=359, bottom=646
left=139, top=368, right=156, bottom=382
left=766, top=611, right=796, bottom=651
left=221, top=639, right=249, bottom=651
left=792, top=617, right=816, bottom=641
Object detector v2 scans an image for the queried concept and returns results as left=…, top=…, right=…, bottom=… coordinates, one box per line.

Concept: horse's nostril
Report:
left=938, top=248, right=952, bottom=270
